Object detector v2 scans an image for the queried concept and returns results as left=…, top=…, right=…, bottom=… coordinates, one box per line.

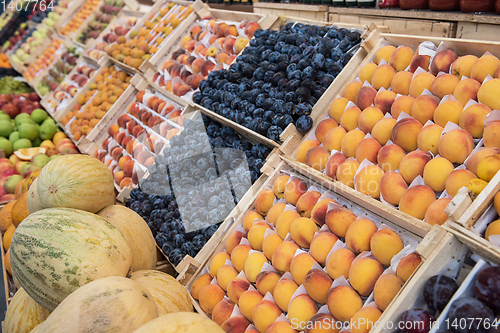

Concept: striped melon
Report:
left=10, top=208, right=133, bottom=311
left=35, top=276, right=158, bottom=333
left=4, top=287, right=51, bottom=333
left=130, top=270, right=193, bottom=316
left=98, top=205, right=157, bottom=272
left=133, top=312, right=224, bottom=333
left=26, top=178, right=44, bottom=214
left=37, top=155, right=114, bottom=213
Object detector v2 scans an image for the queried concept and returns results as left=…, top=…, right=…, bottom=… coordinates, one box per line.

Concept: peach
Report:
left=377, top=144, right=406, bottom=172
left=371, top=229, right=404, bottom=266
left=470, top=54, right=500, bottom=83
left=325, top=207, right=357, bottom=238
left=459, top=103, right=492, bottom=138
left=431, top=49, right=458, bottom=76
left=290, top=252, right=316, bottom=285
left=243, top=210, right=264, bottom=233
left=358, top=63, right=378, bottom=84
left=231, top=244, right=252, bottom=272
left=389, top=46, right=414, bottom=71
left=327, top=285, right=363, bottom=322
left=296, top=191, right=321, bottom=217
left=409, top=72, right=436, bottom=98
left=423, top=157, right=455, bottom=192
left=273, top=175, right=290, bottom=199
left=355, top=138, right=382, bottom=164
left=239, top=290, right=264, bottom=321
left=350, top=307, right=382, bottom=333
left=438, top=129, right=474, bottom=164
left=391, top=71, right=413, bottom=95
left=374, top=273, right=404, bottom=311
left=355, top=86, right=377, bottom=110
left=399, top=185, right=437, bottom=219
left=288, top=294, right=318, bottom=330
left=425, top=198, right=452, bottom=225
left=477, top=154, right=500, bottom=181
left=284, top=178, right=308, bottom=206
left=411, top=95, right=440, bottom=125
left=266, top=321, right=296, bottom=333
left=374, top=90, right=397, bottom=115
left=190, top=273, right=212, bottom=300
left=310, top=232, right=338, bottom=266
left=431, top=73, right=460, bottom=99
left=272, top=241, right=300, bottom=273
left=248, top=222, right=272, bottom=251
left=305, top=313, right=341, bottom=333
left=337, top=159, right=360, bottom=188
left=433, top=98, right=463, bottom=127
left=417, top=124, right=443, bottom=155
left=199, top=284, right=225, bottom=315
left=226, top=231, right=246, bottom=255
left=213, top=298, right=235, bottom=326
left=306, top=147, right=330, bottom=171
left=244, top=251, right=268, bottom=283
left=217, top=265, right=239, bottom=291
left=396, top=252, right=422, bottom=281
left=329, top=97, right=349, bottom=122
left=252, top=300, right=282, bottom=333
left=465, top=147, right=500, bottom=175
left=453, top=78, right=481, bottom=106
left=485, top=220, right=500, bottom=241
left=290, top=217, right=318, bottom=248
left=255, top=189, right=276, bottom=217
left=210, top=251, right=231, bottom=277
left=310, top=198, right=337, bottom=227
left=358, top=106, right=384, bottom=134
left=323, top=127, right=347, bottom=152
left=262, top=232, right=283, bottom=260
left=373, top=45, right=396, bottom=65
left=256, top=271, right=281, bottom=296
left=221, top=316, right=251, bottom=333
left=276, top=210, right=300, bottom=240
left=227, top=277, right=251, bottom=305
left=273, top=278, right=298, bottom=312
left=380, top=171, right=408, bottom=206
left=392, top=117, right=423, bottom=152
left=343, top=81, right=363, bottom=103
left=340, top=105, right=361, bottom=132
left=315, top=118, right=339, bottom=142
left=354, top=164, right=385, bottom=199
left=484, top=122, right=500, bottom=149
left=345, top=218, right=378, bottom=254
left=349, top=257, right=384, bottom=296
left=325, top=152, right=347, bottom=179
left=304, top=269, right=333, bottom=304
left=371, top=64, right=396, bottom=90
left=445, top=169, right=478, bottom=197
left=451, top=55, right=478, bottom=79
left=326, top=247, right=356, bottom=280
left=409, top=53, right=431, bottom=73
left=341, top=129, right=365, bottom=158
left=477, top=78, right=500, bottom=111
left=391, top=95, right=414, bottom=119
left=267, top=202, right=287, bottom=226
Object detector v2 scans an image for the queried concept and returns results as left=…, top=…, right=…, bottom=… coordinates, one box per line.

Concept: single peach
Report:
left=310, top=232, right=338, bottom=266
left=380, top=171, right=408, bottom=206
left=399, top=185, right=437, bottom=219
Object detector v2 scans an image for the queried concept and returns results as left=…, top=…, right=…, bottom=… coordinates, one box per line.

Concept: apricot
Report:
left=243, top=210, right=264, bottom=232
left=389, top=46, right=414, bottom=72
left=325, top=207, right=357, bottom=238
left=477, top=78, right=500, bottom=111
left=244, top=251, right=268, bottom=283
left=399, top=185, right=437, bottom=219
left=372, top=229, right=404, bottom=266
left=460, top=103, right=492, bottom=138
left=272, top=241, right=299, bottom=273
left=477, top=154, right=500, bottom=181
left=465, top=147, right=500, bottom=176
left=411, top=95, right=441, bottom=125
left=262, top=232, right=283, bottom=260
left=273, top=175, right=290, bottom=199
left=433, top=99, right=463, bottom=127
left=438, top=129, right=474, bottom=164
left=409, top=72, right=436, bottom=98
left=327, top=285, right=363, bottom=322
left=190, top=273, right=212, bottom=300
left=350, top=306, right=382, bottom=333
left=213, top=298, right=235, bottom=326
left=290, top=217, right=318, bottom=248
left=267, top=202, right=287, bottom=227
left=310, top=232, right=338, bottom=266
left=337, top=159, right=360, bottom=188
left=325, top=247, right=355, bottom=280
left=391, top=95, right=414, bottom=119
left=256, top=189, right=275, bottom=217
left=217, top=265, right=239, bottom=291
left=485, top=220, right=500, bottom=241
left=355, top=138, right=382, bottom=164
left=377, top=144, right=406, bottom=172
left=355, top=165, right=385, bottom=199
left=399, top=151, right=432, bottom=184
left=358, top=106, right=384, bottom=134
left=371, top=64, right=396, bottom=90
left=374, top=90, right=397, bottom=115
left=199, top=284, right=225, bottom=315
left=345, top=218, right=378, bottom=254
left=396, top=252, right=421, bottom=281
left=392, top=117, right=423, bottom=152
left=431, top=49, right=458, bottom=76
left=239, top=290, right=264, bottom=321
left=290, top=252, right=316, bottom=285
left=296, top=191, right=321, bottom=217
left=431, top=74, right=460, bottom=99
left=373, top=273, right=404, bottom=311
left=424, top=198, right=452, bottom=226
left=306, top=147, right=330, bottom=171
left=226, top=231, right=246, bottom=255
left=227, top=277, right=251, bottom=305
left=288, top=294, right=318, bottom=330
left=323, top=127, right=347, bottom=152
left=316, top=118, right=339, bottom=142
left=340, top=105, right=361, bottom=132
left=329, top=97, right=349, bottom=122
left=380, top=171, right=408, bottom=206
left=248, top=222, right=272, bottom=251
left=451, top=55, right=478, bottom=79
left=311, top=199, right=337, bottom=226
left=210, top=251, right=231, bottom=277
left=358, top=62, right=378, bottom=84
left=349, top=257, right=384, bottom=296
left=356, top=86, right=377, bottom=110
left=231, top=244, right=251, bottom=272
left=470, top=54, right=500, bottom=83
left=453, top=78, right=481, bottom=106
left=273, top=278, right=298, bottom=312
left=343, top=81, right=363, bottom=103
left=484, top=122, right=500, bottom=149
left=284, top=178, right=308, bottom=206
left=341, top=129, right=365, bottom=158
left=256, top=271, right=281, bottom=296
left=417, top=122, right=443, bottom=154
left=423, top=157, right=455, bottom=192
left=222, top=316, right=251, bottom=333
left=409, top=53, right=431, bottom=73
left=296, top=140, right=320, bottom=164
left=391, top=71, right=413, bottom=95
left=445, top=169, right=478, bottom=197
left=371, top=117, right=396, bottom=146
left=276, top=210, right=300, bottom=239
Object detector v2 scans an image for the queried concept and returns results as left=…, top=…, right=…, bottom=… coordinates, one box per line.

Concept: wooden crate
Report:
left=253, top=2, right=328, bottom=22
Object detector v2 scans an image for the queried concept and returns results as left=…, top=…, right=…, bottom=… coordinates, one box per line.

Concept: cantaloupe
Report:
left=11, top=192, right=29, bottom=227
left=36, top=155, right=114, bottom=213
left=132, top=312, right=224, bottom=333
left=34, top=276, right=158, bottom=333
left=130, top=270, right=193, bottom=316
left=98, top=205, right=157, bottom=271
left=0, top=200, right=15, bottom=233
left=10, top=208, right=133, bottom=311
left=26, top=178, right=44, bottom=214
left=4, top=288, right=51, bottom=333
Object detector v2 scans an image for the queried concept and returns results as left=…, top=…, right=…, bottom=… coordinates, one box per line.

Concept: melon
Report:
left=11, top=192, right=29, bottom=227
left=130, top=270, right=193, bottom=316
left=0, top=200, right=15, bottom=233
left=14, top=148, right=47, bottom=161
left=34, top=276, right=158, bottom=333
left=4, top=287, right=51, bottom=333
left=22, top=168, right=41, bottom=193
left=98, top=205, right=157, bottom=271
left=3, top=224, right=14, bottom=250
left=36, top=155, right=114, bottom=213
left=10, top=208, right=133, bottom=311
left=27, top=178, right=44, bottom=214
left=133, top=312, right=224, bottom=333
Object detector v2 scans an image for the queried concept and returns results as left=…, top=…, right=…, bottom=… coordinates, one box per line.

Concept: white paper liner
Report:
left=229, top=304, right=243, bottom=318
left=484, top=109, right=500, bottom=127
left=440, top=121, right=462, bottom=136
left=412, top=66, right=429, bottom=80
left=326, top=239, right=348, bottom=263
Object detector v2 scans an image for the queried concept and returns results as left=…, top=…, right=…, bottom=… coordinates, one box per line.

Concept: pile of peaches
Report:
left=59, top=0, right=101, bottom=36
left=295, top=42, right=500, bottom=223
left=60, top=65, right=131, bottom=141
left=152, top=17, right=260, bottom=98
left=23, top=39, right=64, bottom=82
left=102, top=3, right=193, bottom=69
left=190, top=172, right=421, bottom=333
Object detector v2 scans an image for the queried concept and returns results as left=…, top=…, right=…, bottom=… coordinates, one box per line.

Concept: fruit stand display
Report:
left=8, top=25, right=52, bottom=73
left=55, top=0, right=102, bottom=37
